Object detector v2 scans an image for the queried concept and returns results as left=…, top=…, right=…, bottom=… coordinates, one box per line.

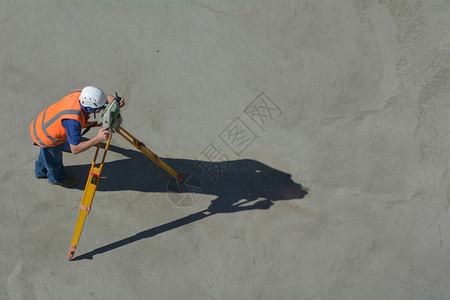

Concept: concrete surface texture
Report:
left=2, top=0, right=450, bottom=299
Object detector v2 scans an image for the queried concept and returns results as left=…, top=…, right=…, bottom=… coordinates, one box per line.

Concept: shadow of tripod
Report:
left=67, top=144, right=308, bottom=261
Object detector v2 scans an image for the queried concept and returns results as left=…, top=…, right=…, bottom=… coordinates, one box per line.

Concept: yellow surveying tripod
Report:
left=68, top=96, right=184, bottom=260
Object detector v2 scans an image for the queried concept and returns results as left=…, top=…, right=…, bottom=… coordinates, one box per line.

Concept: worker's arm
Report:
left=70, top=128, right=111, bottom=154
left=106, top=94, right=125, bottom=107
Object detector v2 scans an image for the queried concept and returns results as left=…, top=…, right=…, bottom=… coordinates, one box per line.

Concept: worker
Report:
left=30, top=86, right=125, bottom=187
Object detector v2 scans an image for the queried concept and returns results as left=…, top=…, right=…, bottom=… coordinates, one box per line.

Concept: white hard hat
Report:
left=79, top=86, right=107, bottom=108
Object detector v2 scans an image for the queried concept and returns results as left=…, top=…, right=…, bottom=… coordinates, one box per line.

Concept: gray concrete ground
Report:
left=2, top=0, right=450, bottom=299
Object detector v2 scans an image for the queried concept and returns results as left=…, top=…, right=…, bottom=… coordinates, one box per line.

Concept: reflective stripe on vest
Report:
left=32, top=116, right=46, bottom=148
left=32, top=109, right=82, bottom=147
left=31, top=90, right=85, bottom=148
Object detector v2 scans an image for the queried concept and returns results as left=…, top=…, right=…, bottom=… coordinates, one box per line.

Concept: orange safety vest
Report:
left=30, top=89, right=87, bottom=148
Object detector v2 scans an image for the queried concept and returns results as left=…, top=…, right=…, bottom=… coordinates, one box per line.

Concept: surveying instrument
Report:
left=68, top=93, right=185, bottom=260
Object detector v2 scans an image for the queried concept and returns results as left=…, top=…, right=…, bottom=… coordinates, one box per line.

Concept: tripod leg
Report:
left=118, top=127, right=184, bottom=183
left=69, top=138, right=111, bottom=260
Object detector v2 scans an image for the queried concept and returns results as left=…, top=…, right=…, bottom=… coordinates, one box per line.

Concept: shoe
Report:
left=35, top=174, right=48, bottom=179
left=51, top=175, right=79, bottom=188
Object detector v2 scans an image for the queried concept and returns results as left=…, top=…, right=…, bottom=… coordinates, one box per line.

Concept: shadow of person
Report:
left=68, top=144, right=308, bottom=261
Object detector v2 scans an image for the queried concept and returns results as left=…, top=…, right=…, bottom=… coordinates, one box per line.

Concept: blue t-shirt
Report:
left=61, top=104, right=90, bottom=146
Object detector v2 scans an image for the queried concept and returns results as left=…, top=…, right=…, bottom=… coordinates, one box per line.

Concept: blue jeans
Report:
left=35, top=142, right=71, bottom=183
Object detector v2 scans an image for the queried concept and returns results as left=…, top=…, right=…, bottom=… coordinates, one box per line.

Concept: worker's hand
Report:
left=117, top=97, right=125, bottom=108
left=106, top=94, right=125, bottom=107
left=95, top=128, right=112, bottom=143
